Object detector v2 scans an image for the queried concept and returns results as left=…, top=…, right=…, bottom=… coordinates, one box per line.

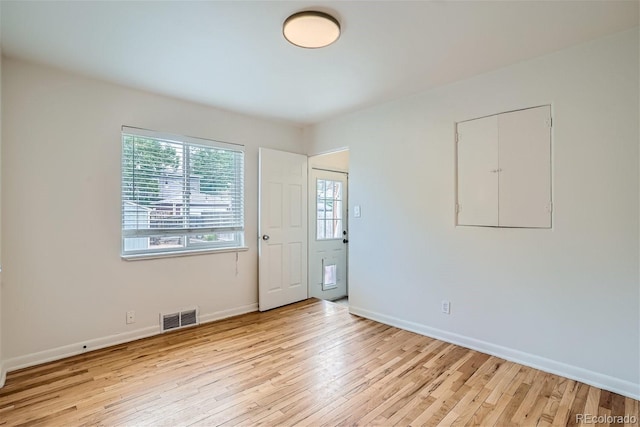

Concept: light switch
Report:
left=354, top=205, right=361, bottom=218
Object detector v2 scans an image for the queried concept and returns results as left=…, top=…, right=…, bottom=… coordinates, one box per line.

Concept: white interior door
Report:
left=309, top=169, right=348, bottom=301
left=259, top=148, right=308, bottom=311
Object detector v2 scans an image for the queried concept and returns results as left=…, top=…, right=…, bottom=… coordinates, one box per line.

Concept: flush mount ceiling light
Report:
left=283, top=11, right=341, bottom=49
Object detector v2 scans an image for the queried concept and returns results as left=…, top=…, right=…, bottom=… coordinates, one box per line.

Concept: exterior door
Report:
left=258, top=148, right=308, bottom=311
left=309, top=169, right=348, bottom=301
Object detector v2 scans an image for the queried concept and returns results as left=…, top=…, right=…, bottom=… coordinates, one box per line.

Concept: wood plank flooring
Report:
left=0, top=299, right=637, bottom=426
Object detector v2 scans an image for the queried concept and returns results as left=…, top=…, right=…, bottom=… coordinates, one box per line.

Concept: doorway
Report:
left=258, top=148, right=348, bottom=311
left=308, top=150, right=349, bottom=303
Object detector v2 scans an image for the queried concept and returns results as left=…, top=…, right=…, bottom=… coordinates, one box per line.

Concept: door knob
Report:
left=262, top=235, right=270, bottom=241
left=343, top=239, right=349, bottom=244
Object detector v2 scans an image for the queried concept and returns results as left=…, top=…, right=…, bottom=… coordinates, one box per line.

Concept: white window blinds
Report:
left=121, top=127, right=245, bottom=257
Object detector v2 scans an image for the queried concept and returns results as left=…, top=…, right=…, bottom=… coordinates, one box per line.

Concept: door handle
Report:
left=262, top=235, right=270, bottom=241
left=343, top=239, right=348, bottom=244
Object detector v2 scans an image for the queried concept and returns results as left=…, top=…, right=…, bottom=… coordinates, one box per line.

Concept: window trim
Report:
left=315, top=177, right=344, bottom=241
left=121, top=126, right=245, bottom=259
left=122, top=245, right=249, bottom=261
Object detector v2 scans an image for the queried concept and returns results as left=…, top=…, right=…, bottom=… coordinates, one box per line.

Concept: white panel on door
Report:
left=268, top=244, right=283, bottom=292
left=289, top=184, right=302, bottom=228
left=499, top=106, right=551, bottom=228
left=457, top=115, right=499, bottom=226
left=289, top=242, right=302, bottom=287
left=269, top=183, right=283, bottom=228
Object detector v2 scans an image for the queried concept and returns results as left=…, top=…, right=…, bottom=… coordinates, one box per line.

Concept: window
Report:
left=121, top=127, right=245, bottom=257
left=316, top=179, right=343, bottom=240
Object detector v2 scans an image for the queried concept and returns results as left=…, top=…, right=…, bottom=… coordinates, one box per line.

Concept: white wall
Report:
left=307, top=28, right=640, bottom=397
left=0, top=1, right=4, bottom=386
left=309, top=150, right=349, bottom=172
left=1, top=58, right=304, bottom=368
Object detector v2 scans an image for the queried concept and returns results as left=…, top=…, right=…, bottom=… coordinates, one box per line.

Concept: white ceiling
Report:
left=1, top=1, right=638, bottom=125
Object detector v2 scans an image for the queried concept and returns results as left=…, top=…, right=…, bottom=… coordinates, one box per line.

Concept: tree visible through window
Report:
left=121, top=127, right=244, bottom=257
left=316, top=179, right=343, bottom=240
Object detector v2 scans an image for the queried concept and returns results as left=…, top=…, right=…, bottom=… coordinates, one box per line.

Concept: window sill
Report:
left=122, top=246, right=249, bottom=261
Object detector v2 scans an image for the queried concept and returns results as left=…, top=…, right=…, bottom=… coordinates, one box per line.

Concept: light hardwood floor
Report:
left=0, top=299, right=637, bottom=426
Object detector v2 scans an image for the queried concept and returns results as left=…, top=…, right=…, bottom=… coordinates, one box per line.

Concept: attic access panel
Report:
left=456, top=105, right=552, bottom=228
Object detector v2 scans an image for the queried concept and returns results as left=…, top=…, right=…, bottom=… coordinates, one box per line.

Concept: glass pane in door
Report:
left=317, top=179, right=343, bottom=240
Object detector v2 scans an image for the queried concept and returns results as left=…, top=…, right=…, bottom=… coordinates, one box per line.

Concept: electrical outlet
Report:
left=126, top=310, right=135, bottom=324
left=441, top=300, right=451, bottom=315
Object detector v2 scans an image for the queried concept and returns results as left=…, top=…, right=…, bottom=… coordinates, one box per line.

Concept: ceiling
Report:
left=1, top=1, right=638, bottom=125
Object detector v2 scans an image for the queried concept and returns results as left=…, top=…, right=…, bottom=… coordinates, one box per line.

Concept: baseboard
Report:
left=1, top=303, right=259, bottom=383
left=349, top=305, right=640, bottom=400
left=0, top=360, right=6, bottom=388
left=2, top=325, right=161, bottom=374
left=199, top=303, right=258, bottom=324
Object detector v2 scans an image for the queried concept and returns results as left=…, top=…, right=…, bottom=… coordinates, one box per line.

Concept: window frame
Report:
left=121, top=126, right=246, bottom=259
left=315, top=178, right=344, bottom=241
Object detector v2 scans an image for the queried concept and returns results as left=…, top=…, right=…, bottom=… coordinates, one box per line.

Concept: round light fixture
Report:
left=283, top=11, right=341, bottom=49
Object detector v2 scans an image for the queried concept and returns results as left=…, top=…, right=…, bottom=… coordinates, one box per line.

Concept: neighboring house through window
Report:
left=121, top=126, right=245, bottom=257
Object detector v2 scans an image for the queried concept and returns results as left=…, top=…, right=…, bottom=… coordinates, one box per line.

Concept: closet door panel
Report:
left=498, top=106, right=551, bottom=228
left=457, top=115, right=499, bottom=226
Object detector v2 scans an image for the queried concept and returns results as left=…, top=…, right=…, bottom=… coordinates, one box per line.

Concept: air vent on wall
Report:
left=181, top=309, right=197, bottom=327
left=160, top=307, right=199, bottom=332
